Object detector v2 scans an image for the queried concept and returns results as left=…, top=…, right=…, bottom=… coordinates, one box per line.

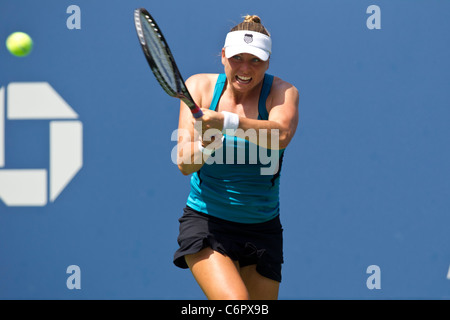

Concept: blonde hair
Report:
left=230, top=15, right=270, bottom=36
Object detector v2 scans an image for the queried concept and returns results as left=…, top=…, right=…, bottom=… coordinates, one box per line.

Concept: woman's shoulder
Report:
left=271, top=76, right=298, bottom=95
left=185, top=73, right=221, bottom=107
left=267, top=75, right=299, bottom=111
left=185, top=73, right=220, bottom=91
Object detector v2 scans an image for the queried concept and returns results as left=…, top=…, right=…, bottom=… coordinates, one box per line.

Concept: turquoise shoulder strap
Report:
left=210, top=74, right=227, bottom=111
left=258, top=74, right=274, bottom=120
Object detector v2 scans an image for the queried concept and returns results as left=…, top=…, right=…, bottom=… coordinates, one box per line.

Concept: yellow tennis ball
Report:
left=6, top=32, right=33, bottom=57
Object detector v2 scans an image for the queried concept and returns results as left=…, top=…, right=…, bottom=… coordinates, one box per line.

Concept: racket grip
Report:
left=191, top=105, right=203, bottom=118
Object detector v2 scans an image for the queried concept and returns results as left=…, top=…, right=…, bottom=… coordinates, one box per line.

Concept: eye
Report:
left=232, top=55, right=242, bottom=61
left=252, top=57, right=261, bottom=63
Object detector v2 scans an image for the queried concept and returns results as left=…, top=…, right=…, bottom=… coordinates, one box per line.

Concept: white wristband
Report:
left=221, top=111, right=239, bottom=135
left=198, top=140, right=214, bottom=155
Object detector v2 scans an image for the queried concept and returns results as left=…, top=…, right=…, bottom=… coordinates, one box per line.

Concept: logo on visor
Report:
left=244, top=34, right=253, bottom=44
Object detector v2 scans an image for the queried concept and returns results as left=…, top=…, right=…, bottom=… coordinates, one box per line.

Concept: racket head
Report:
left=134, top=8, right=203, bottom=118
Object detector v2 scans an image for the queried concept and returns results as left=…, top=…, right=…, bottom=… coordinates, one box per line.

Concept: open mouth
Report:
left=235, top=75, right=252, bottom=84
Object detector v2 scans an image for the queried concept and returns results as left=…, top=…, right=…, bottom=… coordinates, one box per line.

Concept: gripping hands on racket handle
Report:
left=134, top=8, right=203, bottom=119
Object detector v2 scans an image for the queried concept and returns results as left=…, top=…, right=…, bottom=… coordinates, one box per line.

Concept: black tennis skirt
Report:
left=173, top=206, right=284, bottom=282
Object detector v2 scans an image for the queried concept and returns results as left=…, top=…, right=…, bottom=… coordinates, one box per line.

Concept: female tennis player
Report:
left=173, top=15, right=299, bottom=300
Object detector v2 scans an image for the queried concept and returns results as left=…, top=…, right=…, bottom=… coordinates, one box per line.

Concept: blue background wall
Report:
left=1, top=0, right=449, bottom=299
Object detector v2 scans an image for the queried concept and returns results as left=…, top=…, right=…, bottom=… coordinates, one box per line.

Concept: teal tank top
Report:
left=186, top=73, right=284, bottom=223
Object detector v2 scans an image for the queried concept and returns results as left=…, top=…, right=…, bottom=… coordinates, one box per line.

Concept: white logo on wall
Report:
left=0, top=82, right=83, bottom=206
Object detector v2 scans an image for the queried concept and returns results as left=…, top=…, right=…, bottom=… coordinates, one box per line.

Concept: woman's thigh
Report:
left=239, top=264, right=280, bottom=300
left=185, top=247, right=249, bottom=300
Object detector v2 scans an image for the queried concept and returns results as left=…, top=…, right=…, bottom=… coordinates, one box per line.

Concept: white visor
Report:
left=224, top=30, right=272, bottom=61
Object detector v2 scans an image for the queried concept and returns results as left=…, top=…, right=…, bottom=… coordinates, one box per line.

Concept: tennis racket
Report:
left=134, top=8, right=203, bottom=118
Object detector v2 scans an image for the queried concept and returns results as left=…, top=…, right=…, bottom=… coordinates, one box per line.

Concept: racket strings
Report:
left=141, top=17, right=177, bottom=95
left=135, top=9, right=201, bottom=117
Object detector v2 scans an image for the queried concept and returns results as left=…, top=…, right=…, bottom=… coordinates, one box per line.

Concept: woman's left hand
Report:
left=193, top=108, right=225, bottom=136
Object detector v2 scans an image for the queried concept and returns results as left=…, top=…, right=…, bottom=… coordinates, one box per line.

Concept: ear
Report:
left=265, top=58, right=270, bottom=71
left=221, top=48, right=226, bottom=66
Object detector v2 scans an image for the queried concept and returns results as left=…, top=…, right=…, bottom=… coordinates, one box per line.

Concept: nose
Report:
left=239, top=61, right=251, bottom=74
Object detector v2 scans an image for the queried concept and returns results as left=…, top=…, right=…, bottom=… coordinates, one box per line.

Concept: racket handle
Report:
left=190, top=105, right=203, bottom=119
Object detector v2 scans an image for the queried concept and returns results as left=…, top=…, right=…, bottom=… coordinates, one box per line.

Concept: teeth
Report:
left=236, top=75, right=251, bottom=82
